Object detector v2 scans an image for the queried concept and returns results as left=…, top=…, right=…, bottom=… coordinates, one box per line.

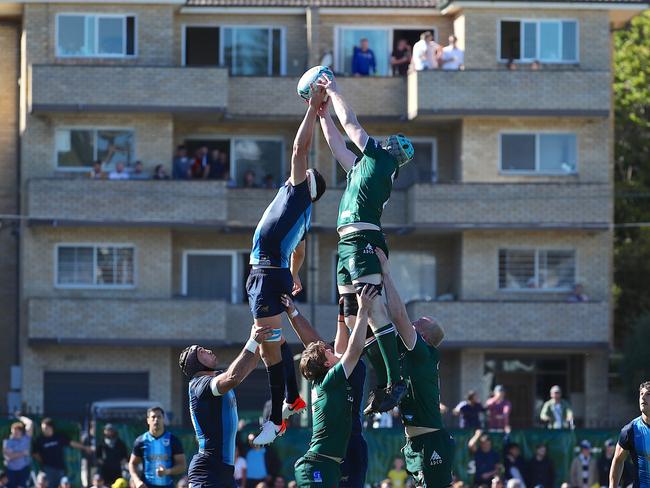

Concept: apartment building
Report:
left=2, top=0, right=645, bottom=426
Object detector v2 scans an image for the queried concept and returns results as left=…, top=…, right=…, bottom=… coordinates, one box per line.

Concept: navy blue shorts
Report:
left=340, top=433, right=368, bottom=488
left=246, top=267, right=293, bottom=319
left=188, top=453, right=235, bottom=488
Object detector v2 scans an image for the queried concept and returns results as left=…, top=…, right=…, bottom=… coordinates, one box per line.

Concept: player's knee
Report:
left=342, top=293, right=358, bottom=317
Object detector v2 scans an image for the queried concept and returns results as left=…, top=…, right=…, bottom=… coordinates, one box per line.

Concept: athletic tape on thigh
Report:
left=354, top=282, right=383, bottom=296
left=342, top=293, right=358, bottom=317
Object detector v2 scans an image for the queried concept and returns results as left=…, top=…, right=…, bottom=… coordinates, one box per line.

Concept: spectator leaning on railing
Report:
left=486, top=385, right=512, bottom=431
left=440, top=35, right=464, bottom=70
left=351, top=38, right=376, bottom=76
left=390, top=39, right=411, bottom=76
left=453, top=390, right=485, bottom=429
left=540, top=385, right=574, bottom=429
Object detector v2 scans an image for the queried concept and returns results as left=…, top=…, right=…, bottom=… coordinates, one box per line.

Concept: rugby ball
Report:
left=297, top=65, right=333, bottom=100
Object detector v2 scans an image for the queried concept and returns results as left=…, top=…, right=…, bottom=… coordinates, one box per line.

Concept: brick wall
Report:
left=461, top=117, right=611, bottom=183
left=460, top=230, right=612, bottom=301
left=462, top=8, right=611, bottom=70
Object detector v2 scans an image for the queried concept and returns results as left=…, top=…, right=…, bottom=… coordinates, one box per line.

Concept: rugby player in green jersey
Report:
left=376, top=248, right=455, bottom=488
left=290, top=285, right=377, bottom=488
left=318, top=74, right=415, bottom=414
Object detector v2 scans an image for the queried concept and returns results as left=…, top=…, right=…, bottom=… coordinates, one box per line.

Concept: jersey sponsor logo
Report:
left=430, top=451, right=443, bottom=466
left=258, top=259, right=271, bottom=266
left=313, top=471, right=323, bottom=483
left=162, top=437, right=170, bottom=447
left=404, top=415, right=414, bottom=422
left=362, top=244, right=374, bottom=255
left=348, top=258, right=355, bottom=270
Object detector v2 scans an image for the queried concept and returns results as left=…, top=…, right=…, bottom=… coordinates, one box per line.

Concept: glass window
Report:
left=389, top=252, right=436, bottom=302
left=56, top=129, right=134, bottom=171
left=233, top=139, right=283, bottom=187
left=338, top=28, right=390, bottom=76
left=501, top=134, right=536, bottom=171
left=500, top=19, right=578, bottom=63
left=499, top=249, right=575, bottom=290
left=57, top=246, right=134, bottom=287
left=522, top=22, right=537, bottom=60
left=540, top=22, right=561, bottom=61
left=57, top=14, right=135, bottom=57
left=223, top=27, right=283, bottom=76
left=500, top=21, right=520, bottom=61
left=538, top=250, right=575, bottom=290
left=185, top=27, right=220, bottom=66
left=562, top=21, right=577, bottom=61
left=539, top=134, right=576, bottom=173
left=499, top=249, right=536, bottom=289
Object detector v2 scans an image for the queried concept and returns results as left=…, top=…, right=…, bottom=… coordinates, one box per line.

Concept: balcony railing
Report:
left=26, top=179, right=611, bottom=229
left=408, top=69, right=611, bottom=118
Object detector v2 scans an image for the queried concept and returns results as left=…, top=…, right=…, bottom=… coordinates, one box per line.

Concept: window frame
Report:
left=333, top=24, right=437, bottom=76
left=332, top=136, right=437, bottom=187
left=54, top=243, right=137, bottom=289
left=181, top=249, right=249, bottom=304
left=180, top=23, right=287, bottom=75
left=497, top=18, right=579, bottom=64
left=497, top=247, right=578, bottom=293
left=498, top=131, right=578, bottom=175
left=54, top=126, right=136, bottom=172
left=55, top=13, right=138, bottom=59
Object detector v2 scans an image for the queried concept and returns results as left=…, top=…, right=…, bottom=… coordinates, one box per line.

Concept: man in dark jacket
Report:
left=525, top=444, right=555, bottom=488
left=95, top=425, right=128, bottom=486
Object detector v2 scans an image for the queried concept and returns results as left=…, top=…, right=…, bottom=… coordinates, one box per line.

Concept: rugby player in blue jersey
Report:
left=610, top=381, right=650, bottom=488
left=128, top=408, right=186, bottom=488
left=247, top=84, right=328, bottom=445
left=178, top=325, right=273, bottom=488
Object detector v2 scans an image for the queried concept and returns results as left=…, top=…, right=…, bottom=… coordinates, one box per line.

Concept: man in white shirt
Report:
left=441, top=35, right=464, bottom=70
left=108, top=162, right=129, bottom=180
left=411, top=31, right=441, bottom=71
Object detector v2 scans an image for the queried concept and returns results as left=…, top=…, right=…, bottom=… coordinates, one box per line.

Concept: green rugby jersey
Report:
left=308, top=362, right=354, bottom=459
left=337, top=138, right=399, bottom=229
left=398, top=334, right=444, bottom=430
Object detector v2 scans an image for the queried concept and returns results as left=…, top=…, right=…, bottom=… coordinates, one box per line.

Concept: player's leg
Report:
left=280, top=337, right=306, bottom=419
left=420, top=430, right=455, bottom=488
left=294, top=455, right=341, bottom=488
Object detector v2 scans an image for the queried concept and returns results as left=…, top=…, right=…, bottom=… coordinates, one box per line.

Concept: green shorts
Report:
left=294, top=452, right=341, bottom=488
left=402, top=429, right=455, bottom=488
left=336, top=230, right=389, bottom=286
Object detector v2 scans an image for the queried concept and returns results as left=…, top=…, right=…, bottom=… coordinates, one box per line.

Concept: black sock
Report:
left=267, top=362, right=285, bottom=425
left=281, top=342, right=299, bottom=403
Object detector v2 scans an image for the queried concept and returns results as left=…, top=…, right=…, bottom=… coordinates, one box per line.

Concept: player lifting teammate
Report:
left=318, top=74, right=415, bottom=413
left=247, top=84, right=328, bottom=445
left=377, top=248, right=455, bottom=488
left=609, top=381, right=650, bottom=488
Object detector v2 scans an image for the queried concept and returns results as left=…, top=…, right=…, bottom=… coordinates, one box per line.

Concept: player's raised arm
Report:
left=321, top=75, right=369, bottom=154
left=319, top=106, right=357, bottom=172
left=341, top=285, right=377, bottom=378
left=609, top=444, right=628, bottom=488
left=375, top=248, right=417, bottom=350
left=334, top=298, right=350, bottom=356
left=290, top=84, right=326, bottom=186
left=281, top=293, right=323, bottom=347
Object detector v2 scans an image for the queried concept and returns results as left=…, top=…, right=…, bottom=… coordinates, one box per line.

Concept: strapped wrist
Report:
left=245, top=338, right=258, bottom=353
left=289, top=308, right=299, bottom=318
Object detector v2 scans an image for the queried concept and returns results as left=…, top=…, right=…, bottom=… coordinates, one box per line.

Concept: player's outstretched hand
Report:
left=319, top=73, right=337, bottom=95
left=281, top=293, right=296, bottom=316
left=292, top=275, right=303, bottom=296
left=357, top=284, right=379, bottom=312
left=317, top=96, right=330, bottom=118
left=375, top=247, right=389, bottom=275
left=251, top=324, right=274, bottom=344
left=308, top=82, right=327, bottom=109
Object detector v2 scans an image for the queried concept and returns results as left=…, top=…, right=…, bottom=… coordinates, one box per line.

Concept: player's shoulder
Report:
left=133, top=433, right=148, bottom=446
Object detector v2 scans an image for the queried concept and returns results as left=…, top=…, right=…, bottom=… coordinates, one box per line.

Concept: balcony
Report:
left=228, top=76, right=406, bottom=119
left=408, top=69, right=611, bottom=119
left=26, top=179, right=610, bottom=230
left=27, top=297, right=338, bottom=346
left=406, top=300, right=609, bottom=347
left=29, top=65, right=229, bottom=113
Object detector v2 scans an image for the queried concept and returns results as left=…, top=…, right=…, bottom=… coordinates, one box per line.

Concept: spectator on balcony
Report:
left=569, top=440, right=597, bottom=488
left=453, top=390, right=485, bottom=429
left=173, top=145, right=191, bottom=180
left=130, top=161, right=149, bottom=180
left=351, top=38, right=376, bottom=76
left=3, top=414, right=34, bottom=488
left=469, top=430, right=501, bottom=487
left=540, top=385, right=574, bottom=429
left=90, top=161, right=105, bottom=179
left=108, top=163, right=129, bottom=180
left=506, top=59, right=517, bottom=71
left=242, top=170, right=258, bottom=189
left=208, top=149, right=226, bottom=180
left=412, top=31, right=441, bottom=71
left=191, top=146, right=210, bottom=179
left=441, top=35, right=464, bottom=70
left=567, top=283, right=589, bottom=303
left=531, top=60, right=541, bottom=71
left=390, top=39, right=411, bottom=76
left=486, top=385, right=512, bottom=431
left=153, top=165, right=170, bottom=180
left=262, top=174, right=275, bottom=189
left=525, top=444, right=555, bottom=488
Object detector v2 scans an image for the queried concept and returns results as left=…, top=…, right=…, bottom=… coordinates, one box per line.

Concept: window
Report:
left=182, top=251, right=246, bottom=302
left=56, top=245, right=135, bottom=288
left=334, top=138, right=436, bottom=188
left=184, top=26, right=285, bottom=75
left=500, top=133, right=576, bottom=174
left=185, top=137, right=284, bottom=188
left=500, top=20, right=578, bottom=63
left=55, top=128, right=134, bottom=171
left=56, top=14, right=136, bottom=57
left=498, top=249, right=576, bottom=291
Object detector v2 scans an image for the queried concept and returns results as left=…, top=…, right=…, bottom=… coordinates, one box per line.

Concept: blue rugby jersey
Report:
left=132, top=431, right=183, bottom=487
left=250, top=179, right=311, bottom=268
left=619, top=416, right=650, bottom=488
left=189, top=374, right=238, bottom=466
